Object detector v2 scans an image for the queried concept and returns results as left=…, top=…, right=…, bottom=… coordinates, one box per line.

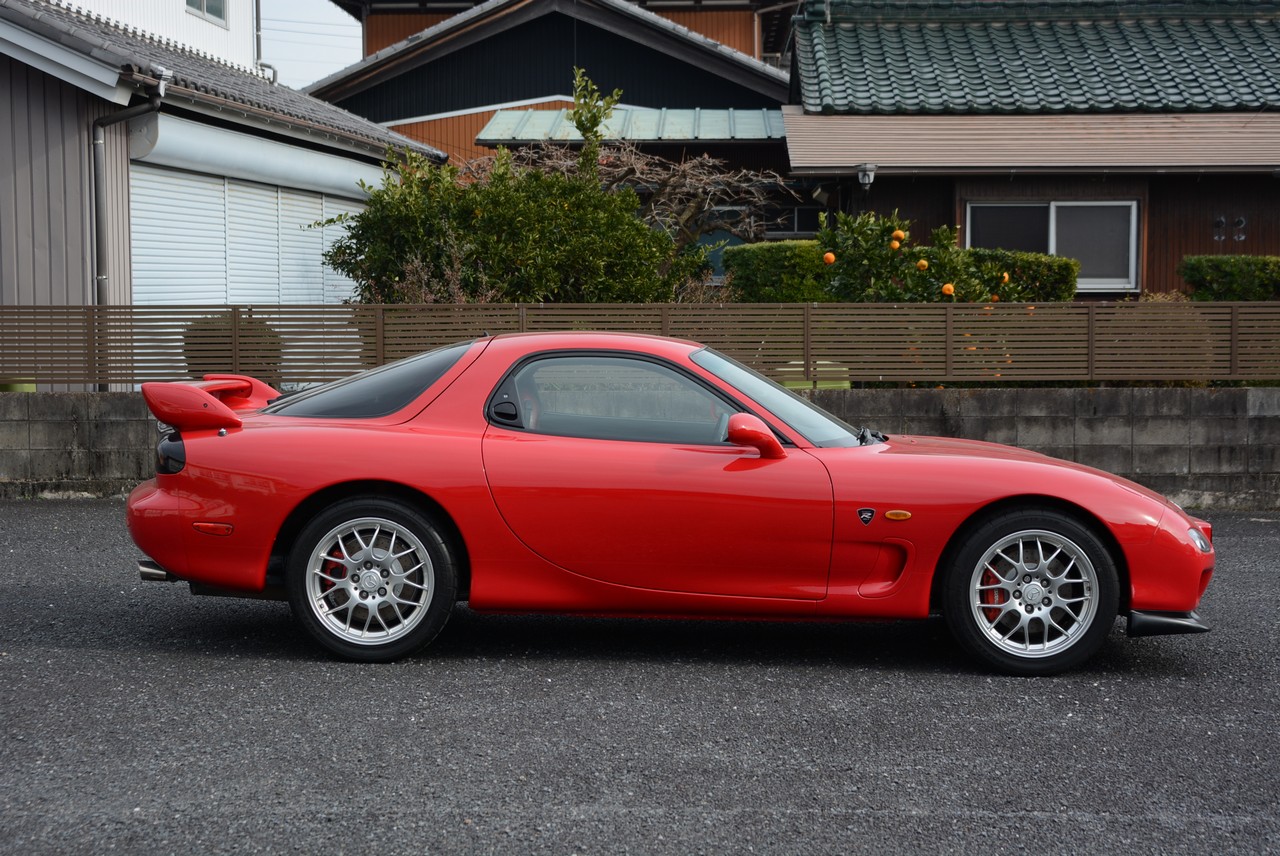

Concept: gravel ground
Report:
left=0, top=499, right=1276, bottom=855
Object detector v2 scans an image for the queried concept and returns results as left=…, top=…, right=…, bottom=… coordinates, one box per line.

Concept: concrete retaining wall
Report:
left=3, top=388, right=1279, bottom=508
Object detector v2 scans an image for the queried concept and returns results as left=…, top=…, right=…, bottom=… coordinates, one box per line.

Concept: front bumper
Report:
left=1127, top=609, right=1211, bottom=637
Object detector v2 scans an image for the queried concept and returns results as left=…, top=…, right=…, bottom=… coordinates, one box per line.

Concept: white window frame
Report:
left=965, top=200, right=1139, bottom=293
left=186, top=0, right=228, bottom=27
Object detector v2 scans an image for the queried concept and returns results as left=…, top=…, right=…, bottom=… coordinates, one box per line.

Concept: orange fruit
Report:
left=889, top=240, right=901, bottom=251
left=917, top=259, right=929, bottom=271
left=823, top=252, right=836, bottom=265
left=990, top=294, right=1000, bottom=302
left=941, top=282, right=954, bottom=296
left=1001, top=272, right=1010, bottom=284
left=892, top=229, right=906, bottom=241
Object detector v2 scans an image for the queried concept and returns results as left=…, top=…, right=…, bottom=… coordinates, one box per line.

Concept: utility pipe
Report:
left=91, top=76, right=166, bottom=307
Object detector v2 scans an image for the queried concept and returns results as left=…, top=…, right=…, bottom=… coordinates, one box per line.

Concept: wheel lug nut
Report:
left=378, top=587, right=387, bottom=597
left=364, top=561, right=373, bottom=570
left=1013, top=590, right=1022, bottom=599
left=350, top=573, right=359, bottom=584
left=1042, top=597, right=1052, bottom=607
left=380, top=570, right=390, bottom=579
left=1025, top=605, right=1034, bottom=614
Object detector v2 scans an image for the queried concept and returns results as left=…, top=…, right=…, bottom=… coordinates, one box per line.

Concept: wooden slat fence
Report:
left=2, top=302, right=1280, bottom=387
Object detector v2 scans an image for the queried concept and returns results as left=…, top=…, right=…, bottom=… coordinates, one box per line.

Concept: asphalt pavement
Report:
left=0, top=498, right=1277, bottom=855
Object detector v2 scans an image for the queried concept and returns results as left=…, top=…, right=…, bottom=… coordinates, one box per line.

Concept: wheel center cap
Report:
left=1023, top=582, right=1045, bottom=603
left=358, top=572, right=381, bottom=593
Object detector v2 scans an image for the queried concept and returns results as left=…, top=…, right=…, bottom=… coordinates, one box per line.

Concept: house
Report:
left=308, top=0, right=790, bottom=163
left=785, top=0, right=1280, bottom=294
left=0, top=0, right=445, bottom=310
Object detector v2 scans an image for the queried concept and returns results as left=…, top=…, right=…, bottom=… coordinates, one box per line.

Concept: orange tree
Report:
left=818, top=211, right=1058, bottom=303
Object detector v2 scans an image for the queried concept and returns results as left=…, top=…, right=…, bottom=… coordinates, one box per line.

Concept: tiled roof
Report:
left=792, top=0, right=1280, bottom=114
left=477, top=108, right=787, bottom=144
left=0, top=0, right=445, bottom=161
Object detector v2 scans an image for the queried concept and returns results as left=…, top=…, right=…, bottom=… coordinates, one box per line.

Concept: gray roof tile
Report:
left=793, top=0, right=1280, bottom=114
left=0, top=0, right=445, bottom=161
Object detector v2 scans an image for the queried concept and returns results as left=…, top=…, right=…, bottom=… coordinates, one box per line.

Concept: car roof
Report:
left=484, top=330, right=704, bottom=355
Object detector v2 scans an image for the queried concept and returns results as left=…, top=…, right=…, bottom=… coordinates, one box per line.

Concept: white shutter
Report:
left=322, top=197, right=364, bottom=304
left=278, top=189, right=325, bottom=304
left=130, top=165, right=227, bottom=304
left=227, top=181, right=281, bottom=304
left=131, top=164, right=367, bottom=307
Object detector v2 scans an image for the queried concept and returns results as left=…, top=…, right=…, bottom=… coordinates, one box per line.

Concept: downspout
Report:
left=91, top=70, right=168, bottom=307
left=253, top=0, right=278, bottom=83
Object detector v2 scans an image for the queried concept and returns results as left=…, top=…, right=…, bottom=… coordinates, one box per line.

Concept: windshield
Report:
left=691, top=348, right=875, bottom=448
left=263, top=341, right=473, bottom=418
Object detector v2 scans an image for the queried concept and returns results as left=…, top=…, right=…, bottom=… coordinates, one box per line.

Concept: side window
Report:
left=490, top=355, right=735, bottom=444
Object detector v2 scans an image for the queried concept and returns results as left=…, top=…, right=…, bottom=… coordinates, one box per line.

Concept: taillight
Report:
left=156, top=431, right=186, bottom=474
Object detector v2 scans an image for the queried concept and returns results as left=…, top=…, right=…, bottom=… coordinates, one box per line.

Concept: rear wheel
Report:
left=943, top=509, right=1118, bottom=676
left=286, top=497, right=458, bottom=662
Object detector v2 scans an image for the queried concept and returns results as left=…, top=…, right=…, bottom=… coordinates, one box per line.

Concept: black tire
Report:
left=286, top=497, right=458, bottom=662
left=942, top=508, right=1118, bottom=676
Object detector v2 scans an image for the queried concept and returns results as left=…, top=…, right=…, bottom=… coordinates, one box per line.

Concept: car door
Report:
left=481, top=352, right=834, bottom=600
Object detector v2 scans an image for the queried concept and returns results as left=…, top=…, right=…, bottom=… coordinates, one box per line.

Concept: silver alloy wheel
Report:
left=968, top=529, right=1099, bottom=659
left=304, top=516, right=435, bottom=646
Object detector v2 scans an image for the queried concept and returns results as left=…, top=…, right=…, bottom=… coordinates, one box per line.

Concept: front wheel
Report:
left=943, top=509, right=1118, bottom=676
left=286, top=497, right=458, bottom=662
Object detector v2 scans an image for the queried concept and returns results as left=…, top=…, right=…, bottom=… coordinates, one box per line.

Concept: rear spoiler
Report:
left=141, top=374, right=280, bottom=432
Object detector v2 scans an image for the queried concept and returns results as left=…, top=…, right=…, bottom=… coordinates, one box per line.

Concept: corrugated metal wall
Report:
left=657, top=11, right=757, bottom=57
left=335, top=15, right=780, bottom=123
left=0, top=56, right=130, bottom=307
left=361, top=10, right=757, bottom=58
left=363, top=12, right=452, bottom=54
left=392, top=101, right=572, bottom=165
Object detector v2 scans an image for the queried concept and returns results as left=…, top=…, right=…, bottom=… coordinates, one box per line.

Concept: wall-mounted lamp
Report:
left=857, top=163, right=876, bottom=191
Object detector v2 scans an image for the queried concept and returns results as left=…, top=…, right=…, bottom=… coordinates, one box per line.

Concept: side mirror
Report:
left=727, top=413, right=787, bottom=459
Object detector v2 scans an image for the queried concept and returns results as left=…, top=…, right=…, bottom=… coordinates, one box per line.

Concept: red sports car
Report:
left=127, top=332, right=1214, bottom=675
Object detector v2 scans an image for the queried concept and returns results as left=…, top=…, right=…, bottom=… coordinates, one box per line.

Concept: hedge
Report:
left=1178, top=255, right=1280, bottom=301
left=722, top=240, right=834, bottom=302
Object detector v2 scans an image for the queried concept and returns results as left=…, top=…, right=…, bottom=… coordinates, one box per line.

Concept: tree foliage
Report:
left=321, top=70, right=709, bottom=304
left=818, top=211, right=1076, bottom=303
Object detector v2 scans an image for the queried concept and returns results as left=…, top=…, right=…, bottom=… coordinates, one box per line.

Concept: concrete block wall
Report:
left=0, top=392, right=154, bottom=498
left=2, top=389, right=1279, bottom=508
left=812, top=386, right=1280, bottom=510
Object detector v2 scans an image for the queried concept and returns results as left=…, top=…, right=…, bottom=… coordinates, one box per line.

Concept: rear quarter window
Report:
left=263, top=341, right=472, bottom=418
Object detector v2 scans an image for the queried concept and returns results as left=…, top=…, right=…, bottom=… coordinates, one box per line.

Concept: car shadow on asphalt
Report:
left=109, top=598, right=1203, bottom=678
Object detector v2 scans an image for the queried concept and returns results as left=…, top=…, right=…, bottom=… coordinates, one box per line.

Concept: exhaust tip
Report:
left=139, top=559, right=176, bottom=582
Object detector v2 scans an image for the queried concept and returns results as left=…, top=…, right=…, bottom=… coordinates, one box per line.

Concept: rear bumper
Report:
left=1127, top=609, right=1210, bottom=637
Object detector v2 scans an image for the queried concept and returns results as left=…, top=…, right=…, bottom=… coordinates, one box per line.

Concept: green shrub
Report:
left=1178, top=255, right=1280, bottom=301
left=968, top=248, right=1078, bottom=302
left=722, top=240, right=834, bottom=302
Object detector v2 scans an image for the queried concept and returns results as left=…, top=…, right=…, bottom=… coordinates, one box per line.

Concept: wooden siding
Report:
left=392, top=102, right=572, bottom=165
left=0, top=57, right=130, bottom=308
left=363, top=13, right=453, bottom=54
left=1148, top=176, right=1280, bottom=293
left=656, top=11, right=758, bottom=57
left=782, top=108, right=1280, bottom=174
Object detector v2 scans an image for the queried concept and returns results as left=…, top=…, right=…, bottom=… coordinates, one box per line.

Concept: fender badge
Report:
left=885, top=510, right=912, bottom=521
left=857, top=508, right=875, bottom=525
